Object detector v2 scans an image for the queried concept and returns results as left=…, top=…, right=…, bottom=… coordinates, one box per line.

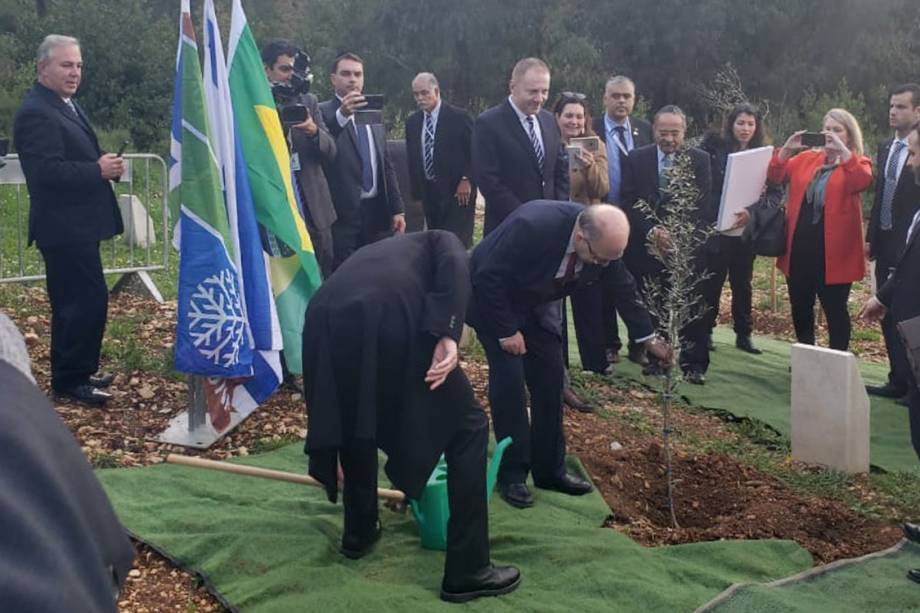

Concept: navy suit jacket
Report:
left=592, top=115, right=653, bottom=155
left=866, top=137, right=920, bottom=263
left=467, top=200, right=652, bottom=340
left=878, top=213, right=920, bottom=326
left=405, top=102, right=476, bottom=203
left=471, top=100, right=569, bottom=234
left=13, top=82, right=122, bottom=250
left=620, top=143, right=713, bottom=275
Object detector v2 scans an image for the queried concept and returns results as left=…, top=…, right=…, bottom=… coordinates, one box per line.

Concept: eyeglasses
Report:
left=561, top=91, right=587, bottom=101
left=583, top=237, right=614, bottom=266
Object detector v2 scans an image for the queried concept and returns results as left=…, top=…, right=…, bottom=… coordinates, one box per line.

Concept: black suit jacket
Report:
left=620, top=144, right=713, bottom=275
left=866, top=137, right=920, bottom=263
left=318, top=97, right=404, bottom=258
left=592, top=115, right=653, bottom=155
left=878, top=217, right=920, bottom=326
left=406, top=102, right=476, bottom=202
left=472, top=100, right=569, bottom=234
left=467, top=199, right=652, bottom=340
left=13, top=82, right=123, bottom=250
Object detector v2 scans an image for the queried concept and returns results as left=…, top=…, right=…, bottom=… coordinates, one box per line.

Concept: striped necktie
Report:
left=526, top=116, right=544, bottom=169
left=880, top=140, right=906, bottom=231
left=423, top=112, right=435, bottom=180
left=659, top=154, right=674, bottom=191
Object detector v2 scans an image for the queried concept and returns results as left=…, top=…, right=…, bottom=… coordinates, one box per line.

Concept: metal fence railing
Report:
left=0, top=153, right=170, bottom=284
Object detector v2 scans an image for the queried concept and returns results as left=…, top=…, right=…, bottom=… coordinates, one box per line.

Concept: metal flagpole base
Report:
left=153, top=375, right=248, bottom=449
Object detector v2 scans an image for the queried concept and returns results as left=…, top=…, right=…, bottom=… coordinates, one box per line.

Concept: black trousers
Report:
left=909, top=381, right=920, bottom=464
left=703, top=235, right=755, bottom=336
left=786, top=273, right=852, bottom=351
left=635, top=269, right=710, bottom=373
left=422, top=180, right=475, bottom=248
left=340, top=370, right=490, bottom=581
left=570, top=265, right=630, bottom=372
left=876, top=258, right=911, bottom=391
left=40, top=242, right=108, bottom=391
left=479, top=316, right=565, bottom=485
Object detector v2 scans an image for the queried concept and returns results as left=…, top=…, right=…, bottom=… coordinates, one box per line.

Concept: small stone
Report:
left=128, top=569, right=141, bottom=578
left=609, top=441, right=624, bottom=451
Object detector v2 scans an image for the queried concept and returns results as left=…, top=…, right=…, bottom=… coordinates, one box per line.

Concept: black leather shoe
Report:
left=684, top=369, right=706, bottom=385
left=903, top=522, right=920, bottom=544
left=441, top=564, right=521, bottom=603
left=534, top=472, right=593, bottom=496
left=866, top=383, right=908, bottom=398
left=563, top=387, right=594, bottom=413
left=628, top=344, right=649, bottom=366
left=55, top=384, right=112, bottom=407
left=340, top=520, right=382, bottom=559
left=908, top=568, right=920, bottom=585
left=606, top=349, right=621, bottom=364
left=88, top=372, right=116, bottom=388
left=707, top=333, right=716, bottom=351
left=735, top=335, right=762, bottom=354
left=499, top=483, right=534, bottom=509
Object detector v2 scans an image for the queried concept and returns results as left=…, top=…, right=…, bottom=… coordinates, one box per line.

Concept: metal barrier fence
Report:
left=0, top=153, right=170, bottom=284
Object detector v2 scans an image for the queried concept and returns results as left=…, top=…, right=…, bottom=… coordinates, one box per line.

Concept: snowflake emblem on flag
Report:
left=188, top=268, right=246, bottom=368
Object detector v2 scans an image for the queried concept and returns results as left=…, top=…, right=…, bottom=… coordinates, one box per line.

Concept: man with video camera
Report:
left=262, top=39, right=337, bottom=278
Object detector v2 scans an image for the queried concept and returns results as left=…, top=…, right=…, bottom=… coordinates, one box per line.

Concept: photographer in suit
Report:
left=262, top=39, right=337, bottom=278
left=13, top=34, right=123, bottom=406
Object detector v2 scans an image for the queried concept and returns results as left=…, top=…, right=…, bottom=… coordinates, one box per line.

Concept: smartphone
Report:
left=800, top=132, right=825, bottom=148
left=280, top=105, right=308, bottom=125
left=116, top=140, right=130, bottom=157
left=362, top=94, right=385, bottom=111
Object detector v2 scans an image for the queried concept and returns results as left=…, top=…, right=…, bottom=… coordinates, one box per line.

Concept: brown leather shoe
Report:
left=563, top=387, right=594, bottom=413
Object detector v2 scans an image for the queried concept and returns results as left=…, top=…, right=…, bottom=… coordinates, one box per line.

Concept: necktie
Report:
left=355, top=123, right=374, bottom=192
left=659, top=154, right=674, bottom=191
left=526, top=116, right=545, bottom=170
left=560, top=252, right=578, bottom=286
left=423, top=112, right=436, bottom=180
left=614, top=126, right=628, bottom=160
left=880, top=140, right=906, bottom=231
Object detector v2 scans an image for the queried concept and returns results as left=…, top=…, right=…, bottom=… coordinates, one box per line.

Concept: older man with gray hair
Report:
left=13, top=34, right=123, bottom=406
left=405, top=72, right=477, bottom=247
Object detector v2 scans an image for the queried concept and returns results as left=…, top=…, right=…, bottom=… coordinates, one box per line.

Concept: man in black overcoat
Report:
left=13, top=35, right=124, bottom=406
left=467, top=201, right=669, bottom=509
left=302, top=230, right=520, bottom=603
left=860, top=122, right=920, bottom=584
left=405, top=72, right=477, bottom=247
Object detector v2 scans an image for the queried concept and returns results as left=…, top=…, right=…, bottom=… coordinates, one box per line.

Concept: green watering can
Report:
left=408, top=437, right=512, bottom=551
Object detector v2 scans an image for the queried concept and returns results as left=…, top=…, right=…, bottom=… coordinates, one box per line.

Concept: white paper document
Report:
left=716, top=145, right=773, bottom=236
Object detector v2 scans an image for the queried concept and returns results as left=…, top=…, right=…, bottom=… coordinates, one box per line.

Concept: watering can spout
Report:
left=486, top=437, right=512, bottom=500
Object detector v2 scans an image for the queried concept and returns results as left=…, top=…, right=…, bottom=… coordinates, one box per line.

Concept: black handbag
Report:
left=742, top=185, right=786, bottom=257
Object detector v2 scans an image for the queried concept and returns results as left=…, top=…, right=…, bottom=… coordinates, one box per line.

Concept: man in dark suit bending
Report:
left=319, top=52, right=404, bottom=267
left=406, top=72, right=476, bottom=247
left=620, top=105, right=713, bottom=384
left=468, top=201, right=669, bottom=508
left=471, top=57, right=568, bottom=235
left=13, top=34, right=124, bottom=406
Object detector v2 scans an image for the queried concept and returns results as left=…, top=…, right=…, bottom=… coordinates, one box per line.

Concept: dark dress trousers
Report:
left=318, top=97, right=404, bottom=268
left=620, top=143, right=713, bottom=372
left=290, top=92, right=337, bottom=278
left=866, top=137, right=920, bottom=391
left=0, top=361, right=135, bottom=612
left=13, top=82, right=123, bottom=391
left=303, top=230, right=489, bottom=580
left=467, top=200, right=652, bottom=485
left=699, top=134, right=757, bottom=337
left=406, top=102, right=477, bottom=247
left=877, top=215, right=920, bottom=462
left=471, top=100, right=569, bottom=235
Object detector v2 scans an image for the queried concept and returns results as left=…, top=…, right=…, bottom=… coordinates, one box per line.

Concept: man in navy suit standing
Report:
left=468, top=201, right=669, bottom=508
left=14, top=35, right=124, bottom=406
left=471, top=57, right=569, bottom=235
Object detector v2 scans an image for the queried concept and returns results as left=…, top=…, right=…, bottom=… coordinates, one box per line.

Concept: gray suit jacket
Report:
left=290, top=92, right=337, bottom=231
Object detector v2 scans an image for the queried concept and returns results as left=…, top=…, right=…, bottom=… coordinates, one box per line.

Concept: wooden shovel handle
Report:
left=165, top=454, right=406, bottom=502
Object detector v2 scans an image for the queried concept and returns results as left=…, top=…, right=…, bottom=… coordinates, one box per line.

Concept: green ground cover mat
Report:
left=698, top=540, right=920, bottom=612
left=569, top=322, right=919, bottom=474
left=98, top=444, right=812, bottom=611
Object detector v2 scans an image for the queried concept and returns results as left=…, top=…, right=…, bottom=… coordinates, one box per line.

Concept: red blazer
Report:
left=768, top=149, right=873, bottom=284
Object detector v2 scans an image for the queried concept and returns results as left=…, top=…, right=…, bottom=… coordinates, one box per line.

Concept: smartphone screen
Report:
left=800, top=132, right=825, bottom=148
left=363, top=94, right=385, bottom=111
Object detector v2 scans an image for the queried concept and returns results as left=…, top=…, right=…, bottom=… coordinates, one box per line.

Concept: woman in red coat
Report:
left=768, top=108, right=873, bottom=351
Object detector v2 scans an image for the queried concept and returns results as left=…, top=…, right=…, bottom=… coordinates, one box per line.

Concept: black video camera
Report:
left=271, top=49, right=314, bottom=127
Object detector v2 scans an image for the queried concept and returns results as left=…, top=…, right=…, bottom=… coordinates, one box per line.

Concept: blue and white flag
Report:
left=203, top=0, right=282, bottom=413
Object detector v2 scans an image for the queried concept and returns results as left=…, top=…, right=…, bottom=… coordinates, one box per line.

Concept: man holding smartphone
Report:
left=319, top=52, right=405, bottom=268
left=14, top=35, right=124, bottom=406
left=262, top=39, right=338, bottom=278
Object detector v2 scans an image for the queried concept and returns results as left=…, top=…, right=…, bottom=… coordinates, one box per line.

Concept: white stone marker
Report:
left=790, top=343, right=869, bottom=473
left=118, top=194, right=157, bottom=249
